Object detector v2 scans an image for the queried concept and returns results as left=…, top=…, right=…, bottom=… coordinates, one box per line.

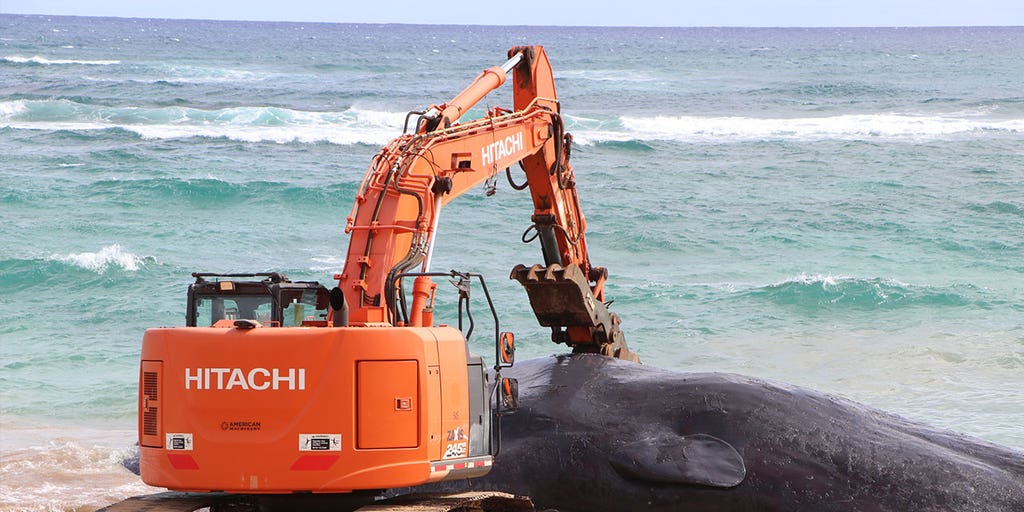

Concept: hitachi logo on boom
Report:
left=185, top=368, right=306, bottom=391
left=481, top=132, right=523, bottom=167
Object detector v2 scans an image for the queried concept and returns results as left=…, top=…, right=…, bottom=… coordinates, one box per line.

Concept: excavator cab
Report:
left=185, top=272, right=331, bottom=327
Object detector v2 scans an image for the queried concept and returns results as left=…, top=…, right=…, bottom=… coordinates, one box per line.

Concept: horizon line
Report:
left=2, top=12, right=1022, bottom=30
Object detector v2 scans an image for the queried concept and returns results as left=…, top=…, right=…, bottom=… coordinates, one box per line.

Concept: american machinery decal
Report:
left=299, top=434, right=342, bottom=452
left=221, top=420, right=261, bottom=431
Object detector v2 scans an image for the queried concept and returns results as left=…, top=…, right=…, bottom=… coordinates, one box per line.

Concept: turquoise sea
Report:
left=1, top=15, right=1022, bottom=510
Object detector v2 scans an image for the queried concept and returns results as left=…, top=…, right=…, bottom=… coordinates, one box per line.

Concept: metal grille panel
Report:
left=140, top=361, right=163, bottom=447
left=143, top=407, right=159, bottom=436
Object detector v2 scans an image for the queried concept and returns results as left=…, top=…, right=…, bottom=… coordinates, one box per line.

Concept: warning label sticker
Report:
left=299, top=433, right=341, bottom=452
left=166, top=433, right=193, bottom=451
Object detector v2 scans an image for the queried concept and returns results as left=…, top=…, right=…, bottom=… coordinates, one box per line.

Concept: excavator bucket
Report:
left=510, top=263, right=602, bottom=327
left=510, top=264, right=639, bottom=362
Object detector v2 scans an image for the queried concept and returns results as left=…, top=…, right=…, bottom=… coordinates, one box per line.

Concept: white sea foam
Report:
left=1, top=100, right=406, bottom=145
left=764, top=273, right=922, bottom=298
left=141, top=62, right=269, bottom=83
left=52, top=244, right=144, bottom=272
left=125, top=121, right=398, bottom=145
left=0, top=99, right=29, bottom=119
left=0, top=426, right=159, bottom=512
left=310, top=255, right=346, bottom=272
left=76, top=57, right=285, bottom=84
left=3, top=55, right=121, bottom=65
left=4, top=98, right=1022, bottom=146
left=558, top=69, right=657, bottom=82
left=572, top=113, right=1024, bottom=144
left=785, top=272, right=849, bottom=287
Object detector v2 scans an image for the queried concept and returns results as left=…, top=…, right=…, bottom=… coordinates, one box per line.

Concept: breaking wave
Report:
left=50, top=244, right=147, bottom=273
left=131, top=62, right=266, bottom=84
left=2, top=55, right=122, bottom=65
left=0, top=249, right=169, bottom=299
left=310, top=255, right=346, bottom=273
left=570, top=113, right=1024, bottom=144
left=5, top=99, right=1021, bottom=146
left=0, top=99, right=404, bottom=145
left=740, top=273, right=979, bottom=311
left=0, top=246, right=153, bottom=293
left=0, top=433, right=157, bottom=512
left=84, top=178, right=357, bottom=207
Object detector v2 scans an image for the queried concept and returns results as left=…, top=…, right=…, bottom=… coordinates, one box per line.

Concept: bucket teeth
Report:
left=510, top=263, right=598, bottom=327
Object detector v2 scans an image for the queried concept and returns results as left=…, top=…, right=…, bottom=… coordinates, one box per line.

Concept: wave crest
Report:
left=571, top=113, right=1024, bottom=144
left=51, top=244, right=146, bottom=273
left=2, top=55, right=121, bottom=65
left=84, top=178, right=357, bottom=207
left=5, top=98, right=1022, bottom=146
left=0, top=99, right=404, bottom=145
left=742, top=273, right=974, bottom=310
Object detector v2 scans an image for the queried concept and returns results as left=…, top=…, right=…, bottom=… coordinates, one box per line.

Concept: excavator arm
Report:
left=336, top=46, right=638, bottom=362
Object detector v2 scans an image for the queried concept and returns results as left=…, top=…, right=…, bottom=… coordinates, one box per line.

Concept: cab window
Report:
left=195, top=295, right=273, bottom=326
left=281, top=289, right=328, bottom=326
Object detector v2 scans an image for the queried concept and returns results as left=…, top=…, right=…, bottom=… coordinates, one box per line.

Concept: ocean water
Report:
left=1, top=14, right=1022, bottom=510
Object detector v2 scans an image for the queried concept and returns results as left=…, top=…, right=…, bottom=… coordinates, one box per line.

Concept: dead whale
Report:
left=116, top=354, right=1023, bottom=511
left=405, top=354, right=1024, bottom=511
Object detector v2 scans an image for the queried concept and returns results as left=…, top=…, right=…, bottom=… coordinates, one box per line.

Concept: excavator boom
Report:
left=338, top=46, right=637, bottom=361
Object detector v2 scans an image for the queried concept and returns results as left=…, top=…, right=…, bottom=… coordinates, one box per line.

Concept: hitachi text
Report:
left=185, top=368, right=306, bottom=390
left=481, top=132, right=524, bottom=167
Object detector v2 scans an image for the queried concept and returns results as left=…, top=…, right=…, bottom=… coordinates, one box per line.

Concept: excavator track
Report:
left=97, top=492, right=251, bottom=512
left=358, top=492, right=534, bottom=512
left=99, top=492, right=534, bottom=512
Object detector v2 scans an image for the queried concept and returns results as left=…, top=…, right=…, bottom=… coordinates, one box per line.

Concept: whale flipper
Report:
left=609, top=433, right=746, bottom=488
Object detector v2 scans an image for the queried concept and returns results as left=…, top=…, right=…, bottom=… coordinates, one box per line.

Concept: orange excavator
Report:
left=135, top=45, right=636, bottom=509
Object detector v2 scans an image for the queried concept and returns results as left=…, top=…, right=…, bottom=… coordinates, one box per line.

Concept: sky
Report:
left=1, top=0, right=1022, bottom=27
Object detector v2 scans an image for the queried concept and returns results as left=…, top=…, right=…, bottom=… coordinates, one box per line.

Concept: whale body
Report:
left=406, top=354, right=1024, bottom=511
